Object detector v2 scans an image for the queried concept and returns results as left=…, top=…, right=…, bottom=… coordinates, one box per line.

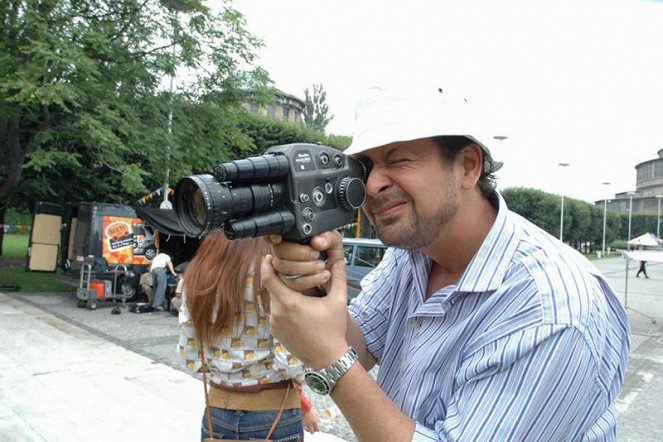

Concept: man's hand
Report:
left=265, top=231, right=345, bottom=295
left=262, top=253, right=349, bottom=369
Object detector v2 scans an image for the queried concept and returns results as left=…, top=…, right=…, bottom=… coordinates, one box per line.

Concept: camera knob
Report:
left=338, top=177, right=366, bottom=210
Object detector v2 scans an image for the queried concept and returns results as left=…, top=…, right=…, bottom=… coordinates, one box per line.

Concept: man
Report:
left=261, top=86, right=630, bottom=441
left=149, top=251, right=178, bottom=311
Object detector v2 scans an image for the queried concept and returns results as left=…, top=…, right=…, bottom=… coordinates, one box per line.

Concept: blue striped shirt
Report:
left=348, top=192, right=630, bottom=441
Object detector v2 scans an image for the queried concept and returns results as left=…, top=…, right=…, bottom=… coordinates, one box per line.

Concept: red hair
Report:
left=184, top=231, right=271, bottom=346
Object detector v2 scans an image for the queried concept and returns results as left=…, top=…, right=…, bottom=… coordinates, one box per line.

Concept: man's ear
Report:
left=459, top=144, right=483, bottom=189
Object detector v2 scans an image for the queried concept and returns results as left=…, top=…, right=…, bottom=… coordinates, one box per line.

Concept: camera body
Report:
left=174, top=143, right=369, bottom=241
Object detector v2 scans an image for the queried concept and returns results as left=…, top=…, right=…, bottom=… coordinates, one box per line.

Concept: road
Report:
left=2, top=256, right=662, bottom=441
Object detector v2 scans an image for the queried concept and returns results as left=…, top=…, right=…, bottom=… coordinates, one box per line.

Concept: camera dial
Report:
left=338, top=177, right=366, bottom=210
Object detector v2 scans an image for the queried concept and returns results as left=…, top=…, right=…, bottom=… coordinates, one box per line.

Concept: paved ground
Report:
left=0, top=255, right=662, bottom=441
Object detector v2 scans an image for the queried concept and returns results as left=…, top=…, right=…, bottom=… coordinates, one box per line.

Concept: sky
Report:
left=232, top=0, right=663, bottom=204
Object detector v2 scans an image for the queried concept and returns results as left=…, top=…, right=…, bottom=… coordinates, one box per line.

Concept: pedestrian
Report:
left=262, top=86, right=630, bottom=441
left=149, top=251, right=178, bottom=311
left=177, top=231, right=310, bottom=441
left=636, top=260, right=648, bottom=278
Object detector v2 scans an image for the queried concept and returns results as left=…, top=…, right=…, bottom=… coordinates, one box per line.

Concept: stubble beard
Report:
left=370, top=184, right=459, bottom=250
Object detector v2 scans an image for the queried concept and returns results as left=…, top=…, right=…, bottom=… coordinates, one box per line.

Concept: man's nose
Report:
left=365, top=166, right=391, bottom=197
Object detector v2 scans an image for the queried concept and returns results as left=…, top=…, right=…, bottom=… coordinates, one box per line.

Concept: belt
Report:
left=210, top=379, right=292, bottom=393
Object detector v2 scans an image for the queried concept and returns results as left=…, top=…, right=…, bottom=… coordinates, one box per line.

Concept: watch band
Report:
left=305, top=346, right=358, bottom=395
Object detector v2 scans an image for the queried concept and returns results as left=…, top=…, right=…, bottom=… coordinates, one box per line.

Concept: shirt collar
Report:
left=406, top=192, right=521, bottom=317
left=454, top=191, right=520, bottom=294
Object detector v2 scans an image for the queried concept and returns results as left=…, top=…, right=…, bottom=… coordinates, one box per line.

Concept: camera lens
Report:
left=224, top=211, right=295, bottom=240
left=174, top=175, right=287, bottom=237
left=174, top=175, right=228, bottom=237
left=213, top=153, right=290, bottom=183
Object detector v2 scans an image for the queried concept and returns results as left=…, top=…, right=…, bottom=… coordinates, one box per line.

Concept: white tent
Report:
left=623, top=250, right=663, bottom=263
left=627, top=232, right=661, bottom=247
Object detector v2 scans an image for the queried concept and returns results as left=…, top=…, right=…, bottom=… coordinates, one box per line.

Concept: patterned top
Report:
left=178, top=277, right=305, bottom=386
left=348, top=192, right=630, bottom=441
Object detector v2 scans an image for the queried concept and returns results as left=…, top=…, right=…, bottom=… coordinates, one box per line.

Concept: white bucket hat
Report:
left=345, top=86, right=502, bottom=172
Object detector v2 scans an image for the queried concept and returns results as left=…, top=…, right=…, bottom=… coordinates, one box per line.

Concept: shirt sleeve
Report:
left=348, top=247, right=399, bottom=361
left=429, top=325, right=602, bottom=441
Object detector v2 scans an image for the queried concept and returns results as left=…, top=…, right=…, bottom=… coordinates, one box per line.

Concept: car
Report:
left=133, top=223, right=157, bottom=260
left=346, top=274, right=363, bottom=303
left=342, top=237, right=387, bottom=281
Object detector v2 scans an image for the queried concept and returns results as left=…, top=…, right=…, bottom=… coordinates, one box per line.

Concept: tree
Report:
left=0, top=0, right=269, bottom=251
left=303, top=83, right=334, bottom=132
left=502, top=187, right=624, bottom=251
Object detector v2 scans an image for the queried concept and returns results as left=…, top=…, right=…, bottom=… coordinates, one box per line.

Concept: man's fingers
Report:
left=310, top=231, right=344, bottom=266
left=274, top=241, right=321, bottom=261
left=272, top=255, right=325, bottom=276
left=327, top=259, right=348, bottom=305
left=264, top=234, right=283, bottom=245
left=261, top=255, right=294, bottom=300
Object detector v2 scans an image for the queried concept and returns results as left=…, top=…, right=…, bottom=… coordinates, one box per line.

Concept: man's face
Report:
left=360, top=138, right=459, bottom=250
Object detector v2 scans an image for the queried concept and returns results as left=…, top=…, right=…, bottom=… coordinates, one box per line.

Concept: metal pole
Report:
left=601, top=181, right=611, bottom=257
left=625, top=258, right=630, bottom=308
left=559, top=194, right=565, bottom=242
left=625, top=192, right=635, bottom=308
left=657, top=196, right=662, bottom=238
left=602, top=199, right=607, bottom=256
left=163, top=12, right=177, bottom=208
left=628, top=194, right=634, bottom=243
left=557, top=163, right=570, bottom=242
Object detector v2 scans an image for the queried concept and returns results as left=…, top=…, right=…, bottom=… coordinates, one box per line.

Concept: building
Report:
left=598, top=148, right=663, bottom=215
left=243, top=89, right=305, bottom=124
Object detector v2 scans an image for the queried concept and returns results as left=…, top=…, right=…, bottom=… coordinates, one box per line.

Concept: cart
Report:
left=76, top=262, right=136, bottom=310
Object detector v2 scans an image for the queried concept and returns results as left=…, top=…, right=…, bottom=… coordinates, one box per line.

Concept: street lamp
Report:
left=161, top=11, right=178, bottom=210
left=627, top=191, right=637, bottom=244
left=601, top=182, right=611, bottom=257
left=624, top=191, right=637, bottom=307
left=558, top=163, right=570, bottom=242
left=656, top=195, right=663, bottom=238
left=491, top=136, right=508, bottom=171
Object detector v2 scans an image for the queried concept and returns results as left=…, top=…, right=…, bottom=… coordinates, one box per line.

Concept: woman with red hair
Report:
left=178, top=231, right=309, bottom=441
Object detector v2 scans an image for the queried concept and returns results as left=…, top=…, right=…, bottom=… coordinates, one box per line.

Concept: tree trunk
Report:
left=0, top=117, right=27, bottom=203
left=0, top=116, right=28, bottom=257
left=0, top=203, right=5, bottom=256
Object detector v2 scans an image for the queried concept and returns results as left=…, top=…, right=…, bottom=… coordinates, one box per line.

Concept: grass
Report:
left=1, top=233, right=29, bottom=259
left=0, top=234, right=73, bottom=293
left=0, top=265, right=74, bottom=292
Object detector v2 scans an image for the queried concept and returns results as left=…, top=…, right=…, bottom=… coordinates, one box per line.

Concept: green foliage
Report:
left=1, top=0, right=270, bottom=214
left=620, top=213, right=658, bottom=241
left=303, top=83, right=334, bottom=132
left=5, top=209, right=31, bottom=226
left=502, top=187, right=623, bottom=248
left=238, top=113, right=351, bottom=156
left=501, top=188, right=560, bottom=233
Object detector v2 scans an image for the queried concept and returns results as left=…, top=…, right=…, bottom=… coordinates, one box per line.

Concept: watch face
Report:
left=305, top=372, right=331, bottom=395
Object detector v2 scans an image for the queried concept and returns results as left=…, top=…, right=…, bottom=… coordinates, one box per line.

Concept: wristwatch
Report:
left=305, top=347, right=358, bottom=395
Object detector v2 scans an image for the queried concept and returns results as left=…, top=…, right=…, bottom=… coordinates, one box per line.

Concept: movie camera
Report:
left=174, top=144, right=370, bottom=242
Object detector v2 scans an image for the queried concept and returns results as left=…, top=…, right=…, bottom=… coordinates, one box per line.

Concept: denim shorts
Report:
left=200, top=406, right=303, bottom=441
